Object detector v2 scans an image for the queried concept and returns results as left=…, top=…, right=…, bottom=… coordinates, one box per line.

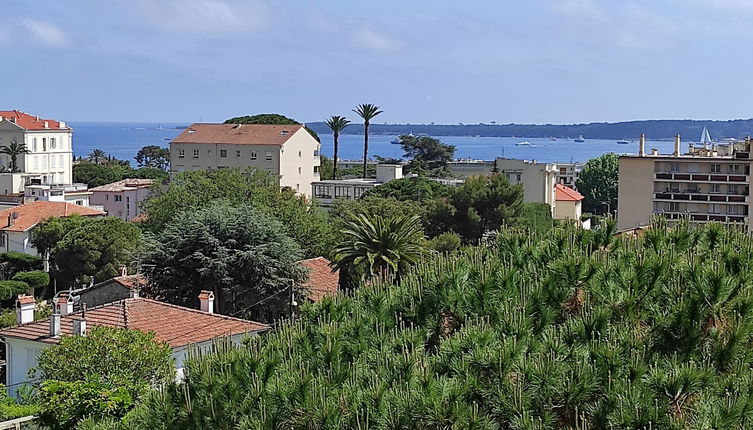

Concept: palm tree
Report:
left=0, top=140, right=30, bottom=173
left=353, top=103, right=383, bottom=179
left=325, top=115, right=350, bottom=179
left=332, top=213, right=424, bottom=281
left=88, top=149, right=107, bottom=165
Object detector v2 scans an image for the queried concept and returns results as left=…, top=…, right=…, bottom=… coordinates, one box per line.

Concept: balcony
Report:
left=654, top=172, right=750, bottom=183
left=655, top=210, right=748, bottom=224
left=653, top=191, right=749, bottom=204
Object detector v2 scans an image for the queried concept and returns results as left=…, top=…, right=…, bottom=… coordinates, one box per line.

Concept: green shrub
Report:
left=0, top=280, right=28, bottom=300
left=0, top=252, right=42, bottom=274
left=12, top=270, right=50, bottom=290
left=428, top=232, right=462, bottom=253
left=514, top=202, right=554, bottom=234
left=37, top=380, right=134, bottom=430
left=0, top=386, right=38, bottom=421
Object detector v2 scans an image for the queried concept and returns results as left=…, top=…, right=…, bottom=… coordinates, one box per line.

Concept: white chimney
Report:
left=72, top=319, right=86, bottom=336
left=119, top=265, right=128, bottom=277
left=651, top=148, right=658, bottom=156
left=129, top=288, right=139, bottom=299
left=50, top=313, right=61, bottom=337
left=376, top=164, right=403, bottom=183
left=55, top=294, right=73, bottom=316
left=43, top=121, right=49, bottom=129
left=674, top=134, right=681, bottom=157
left=16, top=295, right=35, bottom=325
left=199, top=290, right=215, bottom=313
left=59, top=121, right=66, bottom=129
left=639, top=134, right=645, bottom=157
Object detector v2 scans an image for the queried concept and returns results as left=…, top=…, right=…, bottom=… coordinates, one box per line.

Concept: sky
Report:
left=2, top=0, right=753, bottom=124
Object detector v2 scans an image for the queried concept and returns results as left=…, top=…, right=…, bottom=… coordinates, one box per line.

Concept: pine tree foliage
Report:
left=109, top=219, right=753, bottom=429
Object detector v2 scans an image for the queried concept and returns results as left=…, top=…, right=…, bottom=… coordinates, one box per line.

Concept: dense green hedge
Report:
left=0, top=252, right=42, bottom=274
left=12, top=270, right=50, bottom=290
left=0, top=280, right=29, bottom=301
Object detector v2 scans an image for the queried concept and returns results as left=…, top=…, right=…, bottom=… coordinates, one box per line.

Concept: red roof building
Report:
left=299, top=257, right=339, bottom=302
left=555, top=183, right=585, bottom=202
left=553, top=184, right=585, bottom=222
left=0, top=110, right=67, bottom=131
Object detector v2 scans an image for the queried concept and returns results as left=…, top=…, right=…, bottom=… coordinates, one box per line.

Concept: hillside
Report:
left=307, top=118, right=753, bottom=140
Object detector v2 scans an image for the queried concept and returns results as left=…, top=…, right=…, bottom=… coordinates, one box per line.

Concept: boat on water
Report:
left=515, top=141, right=532, bottom=146
left=700, top=126, right=713, bottom=147
left=616, top=140, right=629, bottom=144
left=574, top=135, right=585, bottom=143
left=390, top=138, right=400, bottom=144
left=550, top=137, right=557, bottom=141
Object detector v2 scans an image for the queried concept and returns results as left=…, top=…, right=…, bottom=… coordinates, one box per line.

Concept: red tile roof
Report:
left=299, top=257, right=339, bottom=302
left=90, top=179, right=155, bottom=192
left=85, top=274, right=146, bottom=292
left=0, top=201, right=105, bottom=232
left=172, top=123, right=303, bottom=146
left=555, top=184, right=584, bottom=202
left=0, top=110, right=66, bottom=131
left=0, top=298, right=269, bottom=348
left=16, top=295, right=34, bottom=305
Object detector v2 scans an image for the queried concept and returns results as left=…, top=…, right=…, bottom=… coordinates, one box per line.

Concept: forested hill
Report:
left=306, top=118, right=753, bottom=140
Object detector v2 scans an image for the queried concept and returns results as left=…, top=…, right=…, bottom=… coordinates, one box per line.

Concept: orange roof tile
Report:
left=555, top=184, right=584, bottom=202
left=299, top=257, right=339, bottom=302
left=0, top=110, right=66, bottom=131
left=0, top=298, right=268, bottom=348
left=90, top=179, right=155, bottom=192
left=172, top=123, right=303, bottom=146
left=16, top=295, right=34, bottom=305
left=0, top=201, right=105, bottom=232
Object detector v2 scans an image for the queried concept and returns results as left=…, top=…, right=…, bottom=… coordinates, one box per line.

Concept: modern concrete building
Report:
left=494, top=158, right=559, bottom=213
left=556, top=163, right=583, bottom=189
left=617, top=134, right=752, bottom=231
left=90, top=179, right=155, bottom=220
left=312, top=164, right=404, bottom=206
left=0, top=111, right=74, bottom=192
left=170, top=123, right=320, bottom=197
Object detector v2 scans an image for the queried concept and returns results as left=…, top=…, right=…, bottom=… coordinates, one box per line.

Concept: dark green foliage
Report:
left=134, top=145, right=169, bottom=170
left=325, top=116, right=351, bottom=179
left=73, top=163, right=168, bottom=188
left=362, top=177, right=450, bottom=202
left=93, top=220, right=753, bottom=429
left=428, top=232, right=462, bottom=253
left=0, top=251, right=42, bottom=275
left=11, top=270, right=50, bottom=290
left=0, top=280, right=29, bottom=300
left=0, top=388, right=38, bottom=421
left=35, top=326, right=173, bottom=429
left=576, top=152, right=619, bottom=215
left=143, top=202, right=306, bottom=322
left=0, top=140, right=29, bottom=172
left=514, top=202, right=555, bottom=234
left=332, top=196, right=424, bottom=224
left=353, top=103, right=383, bottom=179
left=224, top=113, right=320, bottom=142
left=398, top=134, right=456, bottom=173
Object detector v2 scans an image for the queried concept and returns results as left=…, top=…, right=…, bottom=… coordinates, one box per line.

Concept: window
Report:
left=42, top=138, right=47, bottom=151
left=32, top=138, right=37, bottom=152
left=314, top=149, right=320, bottom=157
left=709, top=203, right=719, bottom=214
left=178, top=149, right=185, bottom=158
left=314, top=166, right=320, bottom=174
left=559, top=167, right=567, bottom=174
left=51, top=156, right=56, bottom=168
left=75, top=200, right=83, bottom=206
left=250, top=151, right=258, bottom=160
left=729, top=164, right=741, bottom=173
left=710, top=183, right=720, bottom=193
left=298, top=167, right=302, bottom=174
left=335, top=186, right=352, bottom=199
left=236, top=150, right=241, bottom=157
left=668, top=202, right=680, bottom=212
left=50, top=137, right=56, bottom=149
left=298, top=151, right=302, bottom=158
left=265, top=151, right=272, bottom=161
left=669, top=183, right=680, bottom=192
left=728, top=205, right=739, bottom=215
left=296, top=184, right=300, bottom=192
left=729, top=184, right=739, bottom=195
left=354, top=186, right=370, bottom=199
left=516, top=173, right=521, bottom=182
left=105, top=194, right=109, bottom=201
left=114, top=195, right=123, bottom=202
left=220, top=150, right=227, bottom=158
left=670, top=163, right=680, bottom=172
left=193, top=149, right=200, bottom=158
left=710, top=163, right=721, bottom=173
left=314, top=185, right=332, bottom=199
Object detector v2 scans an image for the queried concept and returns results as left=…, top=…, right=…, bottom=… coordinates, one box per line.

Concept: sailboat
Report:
left=700, top=126, right=713, bottom=147
left=574, top=135, right=585, bottom=143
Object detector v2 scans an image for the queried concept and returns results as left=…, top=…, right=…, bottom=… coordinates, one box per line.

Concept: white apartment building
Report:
left=494, top=158, right=559, bottom=212
left=0, top=111, right=73, bottom=193
left=170, top=124, right=320, bottom=197
left=618, top=135, right=752, bottom=232
left=90, top=179, right=154, bottom=220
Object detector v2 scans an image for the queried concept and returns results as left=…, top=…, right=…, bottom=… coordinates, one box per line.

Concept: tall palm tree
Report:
left=0, top=140, right=30, bottom=173
left=353, top=103, right=383, bottom=179
left=325, top=115, right=350, bottom=179
left=332, top=213, right=424, bottom=281
left=88, top=149, right=106, bottom=165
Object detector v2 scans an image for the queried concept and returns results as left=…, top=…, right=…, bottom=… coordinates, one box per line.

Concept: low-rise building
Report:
left=89, top=179, right=155, bottom=220
left=554, top=184, right=585, bottom=222
left=74, top=271, right=147, bottom=310
left=170, top=123, right=320, bottom=197
left=0, top=292, right=268, bottom=396
left=618, top=135, right=752, bottom=232
left=555, top=163, right=583, bottom=189
left=494, top=158, right=558, bottom=212
left=312, top=164, right=403, bottom=206
left=0, top=201, right=105, bottom=255
left=299, top=257, right=339, bottom=303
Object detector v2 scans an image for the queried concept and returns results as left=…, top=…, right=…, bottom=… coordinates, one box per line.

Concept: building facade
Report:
left=494, top=158, right=558, bottom=211
left=90, top=179, right=154, bottom=220
left=312, top=164, right=404, bottom=206
left=618, top=135, right=752, bottom=232
left=0, top=111, right=73, bottom=192
left=170, top=124, right=320, bottom=197
left=554, top=184, right=584, bottom=222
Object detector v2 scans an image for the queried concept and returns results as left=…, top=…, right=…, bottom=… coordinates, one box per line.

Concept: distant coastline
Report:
left=306, top=118, right=753, bottom=141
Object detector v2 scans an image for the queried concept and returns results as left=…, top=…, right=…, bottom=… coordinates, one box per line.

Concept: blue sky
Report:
left=2, top=0, right=752, bottom=124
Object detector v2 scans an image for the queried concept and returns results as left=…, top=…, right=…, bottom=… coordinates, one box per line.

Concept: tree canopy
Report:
left=134, top=145, right=169, bottom=170
left=224, top=113, right=320, bottom=142
left=361, top=177, right=450, bottom=202
left=142, top=202, right=306, bottom=322
left=73, top=162, right=168, bottom=188
left=398, top=134, right=456, bottom=173
left=576, top=152, right=619, bottom=215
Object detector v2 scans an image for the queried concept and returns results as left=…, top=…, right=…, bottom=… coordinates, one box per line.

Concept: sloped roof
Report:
left=0, top=201, right=105, bottom=232
left=83, top=274, right=147, bottom=293
left=172, top=123, right=303, bottom=146
left=299, top=257, right=339, bottom=302
left=90, top=179, right=155, bottom=192
left=555, top=184, right=585, bottom=202
left=0, top=110, right=66, bottom=130
left=0, top=298, right=268, bottom=348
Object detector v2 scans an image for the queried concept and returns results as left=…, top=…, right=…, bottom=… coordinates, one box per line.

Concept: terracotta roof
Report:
left=198, top=290, right=214, bottom=300
left=16, top=295, right=34, bottom=305
left=86, top=274, right=147, bottom=292
left=0, top=201, right=105, bottom=232
left=172, top=123, right=304, bottom=146
left=0, top=110, right=66, bottom=131
left=555, top=184, right=585, bottom=202
left=0, top=298, right=269, bottom=348
left=90, top=179, right=155, bottom=192
left=299, top=257, right=339, bottom=302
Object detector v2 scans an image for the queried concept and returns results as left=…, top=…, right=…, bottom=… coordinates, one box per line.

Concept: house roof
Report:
left=0, top=298, right=269, bottom=348
left=0, top=201, right=105, bottom=232
left=299, top=257, right=339, bottom=302
left=555, top=184, right=585, bottom=202
left=171, top=123, right=304, bottom=146
left=90, top=179, right=155, bottom=192
left=83, top=274, right=147, bottom=293
left=0, top=110, right=67, bottom=131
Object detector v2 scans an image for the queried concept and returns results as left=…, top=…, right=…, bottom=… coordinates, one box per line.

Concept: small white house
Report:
left=0, top=292, right=269, bottom=397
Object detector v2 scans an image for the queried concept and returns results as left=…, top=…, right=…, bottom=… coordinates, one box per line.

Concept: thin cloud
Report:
left=352, top=27, right=400, bottom=53
left=132, top=0, right=268, bottom=36
left=18, top=19, right=68, bottom=47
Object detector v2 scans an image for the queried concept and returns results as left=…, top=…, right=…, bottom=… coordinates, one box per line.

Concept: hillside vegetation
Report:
left=104, top=219, right=753, bottom=428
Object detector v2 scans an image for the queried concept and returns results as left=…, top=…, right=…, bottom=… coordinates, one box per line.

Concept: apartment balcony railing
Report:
left=655, top=172, right=748, bottom=182
left=655, top=210, right=748, bottom=224
left=653, top=192, right=749, bottom=204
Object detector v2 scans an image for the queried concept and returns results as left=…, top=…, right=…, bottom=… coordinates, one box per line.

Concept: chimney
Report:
left=673, top=134, right=681, bottom=156
left=55, top=293, right=73, bottom=316
left=16, top=295, right=35, bottom=325
left=119, top=265, right=128, bottom=277
left=72, top=319, right=86, bottom=336
left=43, top=121, right=49, bottom=129
left=639, top=134, right=645, bottom=157
left=651, top=148, right=658, bottom=156
left=198, top=290, right=215, bottom=313
left=50, top=313, right=61, bottom=337
left=59, top=121, right=66, bottom=129
left=129, top=288, right=139, bottom=299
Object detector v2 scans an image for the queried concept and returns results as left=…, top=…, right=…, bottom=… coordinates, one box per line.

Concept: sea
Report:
left=69, top=122, right=679, bottom=166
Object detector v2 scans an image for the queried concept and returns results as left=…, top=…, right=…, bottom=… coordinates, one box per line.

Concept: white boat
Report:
left=700, top=127, right=713, bottom=147
left=574, top=135, right=585, bottom=143
left=515, top=141, right=532, bottom=146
